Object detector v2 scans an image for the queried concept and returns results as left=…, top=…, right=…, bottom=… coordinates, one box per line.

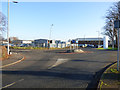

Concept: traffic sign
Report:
left=72, top=40, right=76, bottom=43
left=114, top=20, right=120, bottom=28
left=76, top=40, right=78, bottom=43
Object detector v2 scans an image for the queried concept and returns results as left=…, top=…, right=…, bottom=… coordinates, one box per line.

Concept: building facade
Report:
left=34, top=39, right=48, bottom=47
left=74, top=38, right=104, bottom=45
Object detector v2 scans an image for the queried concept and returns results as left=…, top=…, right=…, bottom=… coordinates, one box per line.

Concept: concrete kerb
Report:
left=0, top=53, right=25, bottom=68
left=97, top=61, right=117, bottom=90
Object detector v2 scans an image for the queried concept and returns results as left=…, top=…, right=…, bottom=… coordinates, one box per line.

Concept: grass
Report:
left=99, top=63, right=120, bottom=89
left=11, top=46, right=66, bottom=50
left=97, top=47, right=118, bottom=50
left=0, top=46, right=8, bottom=60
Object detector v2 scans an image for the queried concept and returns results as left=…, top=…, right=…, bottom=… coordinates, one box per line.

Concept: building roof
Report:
left=75, top=38, right=103, bottom=41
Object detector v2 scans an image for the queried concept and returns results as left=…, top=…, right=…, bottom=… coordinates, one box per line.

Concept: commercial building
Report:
left=74, top=38, right=104, bottom=45
left=33, top=39, right=68, bottom=48
left=34, top=39, right=48, bottom=47
left=11, top=40, right=33, bottom=46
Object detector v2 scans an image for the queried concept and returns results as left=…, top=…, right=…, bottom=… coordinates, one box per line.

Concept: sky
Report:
left=1, top=1, right=115, bottom=41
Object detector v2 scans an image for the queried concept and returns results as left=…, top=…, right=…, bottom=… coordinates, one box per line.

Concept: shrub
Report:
left=0, top=46, right=8, bottom=60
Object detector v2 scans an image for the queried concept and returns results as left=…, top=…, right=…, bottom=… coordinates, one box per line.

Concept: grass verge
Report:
left=11, top=46, right=66, bottom=50
left=98, top=63, right=120, bottom=89
left=97, top=47, right=118, bottom=50
left=0, top=46, right=8, bottom=60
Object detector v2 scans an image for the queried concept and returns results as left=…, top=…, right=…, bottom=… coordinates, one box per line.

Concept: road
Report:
left=2, top=48, right=117, bottom=89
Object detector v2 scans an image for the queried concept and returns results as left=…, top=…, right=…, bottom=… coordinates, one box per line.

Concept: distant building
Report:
left=33, top=39, right=68, bottom=48
left=74, top=38, right=104, bottom=45
left=34, top=39, right=48, bottom=47
left=22, top=40, right=33, bottom=44
left=11, top=40, right=23, bottom=45
left=12, top=40, right=33, bottom=46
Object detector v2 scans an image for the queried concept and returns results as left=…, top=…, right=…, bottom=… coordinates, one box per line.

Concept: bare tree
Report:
left=0, top=12, right=7, bottom=32
left=103, top=2, right=120, bottom=48
left=0, top=12, right=7, bottom=44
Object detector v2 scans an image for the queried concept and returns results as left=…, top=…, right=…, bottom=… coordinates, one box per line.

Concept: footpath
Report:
left=1, top=53, right=25, bottom=68
left=98, top=62, right=120, bottom=90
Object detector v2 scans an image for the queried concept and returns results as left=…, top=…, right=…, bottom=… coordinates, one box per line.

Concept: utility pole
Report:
left=96, top=31, right=100, bottom=47
left=7, top=0, right=18, bottom=55
left=7, top=0, right=10, bottom=55
left=48, top=24, right=53, bottom=49
left=117, top=1, right=120, bottom=71
left=114, top=1, right=120, bottom=71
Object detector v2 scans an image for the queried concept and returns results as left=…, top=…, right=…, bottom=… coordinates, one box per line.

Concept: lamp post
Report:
left=96, top=31, right=100, bottom=47
left=7, top=0, right=18, bottom=55
left=48, top=24, right=53, bottom=49
left=7, top=0, right=10, bottom=55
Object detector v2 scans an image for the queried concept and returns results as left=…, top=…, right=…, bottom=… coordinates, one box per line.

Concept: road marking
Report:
left=2, top=79, right=24, bottom=88
left=0, top=56, right=25, bottom=68
left=48, top=58, right=69, bottom=69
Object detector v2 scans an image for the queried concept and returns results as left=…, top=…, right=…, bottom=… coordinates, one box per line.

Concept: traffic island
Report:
left=67, top=49, right=84, bottom=53
left=98, top=62, right=120, bottom=89
left=59, top=49, right=93, bottom=54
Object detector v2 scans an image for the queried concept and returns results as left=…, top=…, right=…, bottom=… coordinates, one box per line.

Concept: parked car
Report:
left=94, top=45, right=103, bottom=48
left=78, top=44, right=85, bottom=48
left=87, top=44, right=94, bottom=48
left=20, top=44, right=28, bottom=47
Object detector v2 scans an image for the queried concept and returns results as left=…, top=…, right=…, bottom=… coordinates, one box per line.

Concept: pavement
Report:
left=97, top=62, right=120, bottom=90
left=1, top=48, right=118, bottom=89
left=2, top=53, right=25, bottom=67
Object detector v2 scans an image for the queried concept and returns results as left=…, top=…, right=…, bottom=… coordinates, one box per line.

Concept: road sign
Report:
left=71, top=40, right=76, bottom=44
left=114, top=20, right=120, bottom=28
left=76, top=40, right=78, bottom=43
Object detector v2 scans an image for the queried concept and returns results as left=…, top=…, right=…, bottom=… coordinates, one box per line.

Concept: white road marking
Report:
left=0, top=57, right=25, bottom=68
left=2, top=79, right=24, bottom=88
left=48, top=58, right=69, bottom=69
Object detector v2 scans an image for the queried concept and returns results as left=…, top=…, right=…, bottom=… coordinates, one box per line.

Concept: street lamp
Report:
left=48, top=24, right=53, bottom=49
left=7, top=0, right=18, bottom=55
left=96, top=31, right=100, bottom=47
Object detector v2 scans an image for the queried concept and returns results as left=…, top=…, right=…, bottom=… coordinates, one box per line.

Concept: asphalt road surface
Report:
left=2, top=48, right=117, bottom=89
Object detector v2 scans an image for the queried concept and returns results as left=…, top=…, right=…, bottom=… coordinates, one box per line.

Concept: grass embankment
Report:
left=11, top=46, right=66, bottom=50
left=0, top=46, right=8, bottom=60
left=99, top=63, right=120, bottom=89
left=97, top=47, right=118, bottom=50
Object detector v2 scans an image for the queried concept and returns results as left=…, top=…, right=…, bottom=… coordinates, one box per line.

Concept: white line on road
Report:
left=48, top=58, right=69, bottom=69
left=2, top=79, right=24, bottom=88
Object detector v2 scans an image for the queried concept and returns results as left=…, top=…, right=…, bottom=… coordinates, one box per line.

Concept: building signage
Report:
left=71, top=40, right=76, bottom=44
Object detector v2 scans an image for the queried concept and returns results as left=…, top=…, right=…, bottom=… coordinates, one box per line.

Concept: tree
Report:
left=0, top=12, right=7, bottom=43
left=103, top=2, right=120, bottom=48
left=9, top=37, right=19, bottom=41
left=0, top=12, right=7, bottom=32
left=9, top=37, right=19, bottom=43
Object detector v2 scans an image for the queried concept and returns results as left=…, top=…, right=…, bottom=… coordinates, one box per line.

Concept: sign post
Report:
left=72, top=40, right=76, bottom=49
left=76, top=40, right=78, bottom=49
left=114, top=20, right=120, bottom=71
left=70, top=39, right=72, bottom=50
